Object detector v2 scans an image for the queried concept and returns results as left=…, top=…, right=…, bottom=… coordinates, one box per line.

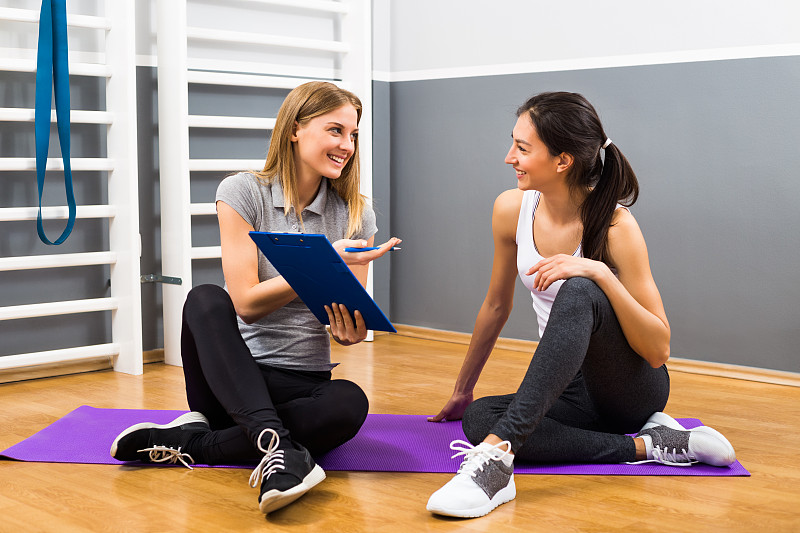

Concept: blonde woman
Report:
left=111, top=82, right=400, bottom=514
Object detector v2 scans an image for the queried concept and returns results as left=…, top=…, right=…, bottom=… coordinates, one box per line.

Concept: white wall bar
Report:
left=186, top=70, right=315, bottom=90
left=0, top=297, right=118, bottom=321
left=0, top=251, right=116, bottom=272
left=105, top=0, right=144, bottom=375
left=186, top=58, right=340, bottom=83
left=233, top=0, right=350, bottom=14
left=157, top=0, right=193, bottom=367
left=191, top=246, right=222, bottom=260
left=188, top=115, right=276, bottom=130
left=0, top=343, right=121, bottom=371
left=190, top=202, right=217, bottom=216
left=188, top=158, right=264, bottom=172
left=0, top=58, right=111, bottom=77
left=0, top=7, right=110, bottom=30
left=0, top=157, right=114, bottom=171
left=186, top=27, right=349, bottom=54
left=0, top=108, right=113, bottom=124
left=0, top=205, right=116, bottom=222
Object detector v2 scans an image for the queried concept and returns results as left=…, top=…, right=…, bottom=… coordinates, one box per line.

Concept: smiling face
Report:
left=291, top=104, right=359, bottom=183
left=504, top=114, right=563, bottom=191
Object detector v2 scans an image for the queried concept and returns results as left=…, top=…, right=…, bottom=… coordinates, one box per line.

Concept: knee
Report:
left=328, top=380, right=369, bottom=428
left=184, top=284, right=233, bottom=323
left=557, top=277, right=607, bottom=307
left=560, top=276, right=599, bottom=296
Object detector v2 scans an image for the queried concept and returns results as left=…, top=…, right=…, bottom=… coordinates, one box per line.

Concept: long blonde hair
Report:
left=255, top=81, right=366, bottom=238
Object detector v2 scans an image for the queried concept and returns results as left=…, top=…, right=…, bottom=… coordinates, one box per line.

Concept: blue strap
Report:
left=35, top=0, right=75, bottom=245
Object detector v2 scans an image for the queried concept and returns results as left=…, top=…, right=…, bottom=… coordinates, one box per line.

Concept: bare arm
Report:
left=598, top=210, right=670, bottom=366
left=428, top=189, right=522, bottom=422
left=217, top=200, right=297, bottom=324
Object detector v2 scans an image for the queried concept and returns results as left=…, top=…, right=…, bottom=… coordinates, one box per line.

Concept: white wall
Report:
left=378, top=0, right=800, bottom=81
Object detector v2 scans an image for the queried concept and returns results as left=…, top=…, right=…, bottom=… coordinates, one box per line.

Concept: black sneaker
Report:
left=248, top=428, right=326, bottom=514
left=110, top=412, right=210, bottom=469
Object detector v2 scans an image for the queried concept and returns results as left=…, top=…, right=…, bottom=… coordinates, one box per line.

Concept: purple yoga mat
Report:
left=1, top=406, right=749, bottom=476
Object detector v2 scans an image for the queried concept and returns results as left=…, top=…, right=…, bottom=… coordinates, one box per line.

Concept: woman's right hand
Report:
left=427, top=391, right=474, bottom=423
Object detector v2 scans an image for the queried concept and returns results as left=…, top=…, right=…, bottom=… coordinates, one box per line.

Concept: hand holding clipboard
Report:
left=249, top=232, right=398, bottom=333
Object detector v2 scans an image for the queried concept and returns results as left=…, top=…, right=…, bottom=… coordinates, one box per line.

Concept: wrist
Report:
left=453, top=385, right=474, bottom=397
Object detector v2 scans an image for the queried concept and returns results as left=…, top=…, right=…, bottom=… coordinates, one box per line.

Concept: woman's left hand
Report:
left=332, top=237, right=402, bottom=267
left=526, top=254, right=609, bottom=292
left=325, top=303, right=368, bottom=346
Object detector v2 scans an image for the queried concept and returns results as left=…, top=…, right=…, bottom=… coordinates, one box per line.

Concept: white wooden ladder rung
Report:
left=0, top=157, right=115, bottom=171
left=0, top=343, right=121, bottom=371
left=232, top=0, right=350, bottom=14
left=190, top=202, right=217, bottom=216
left=0, top=57, right=112, bottom=77
left=188, top=115, right=276, bottom=130
left=0, top=205, right=117, bottom=222
left=186, top=27, right=349, bottom=54
left=188, top=159, right=265, bottom=172
left=186, top=70, right=325, bottom=90
left=0, top=107, right=113, bottom=124
left=0, top=251, right=117, bottom=272
left=0, top=297, right=119, bottom=321
left=0, top=7, right=111, bottom=29
left=192, top=246, right=222, bottom=260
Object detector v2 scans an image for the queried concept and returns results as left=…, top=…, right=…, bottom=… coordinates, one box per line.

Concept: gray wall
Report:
left=387, top=56, right=800, bottom=373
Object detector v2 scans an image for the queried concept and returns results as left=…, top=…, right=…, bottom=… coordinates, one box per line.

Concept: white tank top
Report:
left=515, top=190, right=626, bottom=337
left=515, top=190, right=581, bottom=337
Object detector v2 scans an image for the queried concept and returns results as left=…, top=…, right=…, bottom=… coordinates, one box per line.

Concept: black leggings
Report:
left=462, top=277, right=670, bottom=464
left=180, top=284, right=369, bottom=464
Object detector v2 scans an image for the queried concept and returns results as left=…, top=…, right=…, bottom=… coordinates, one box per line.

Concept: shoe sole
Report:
left=426, top=478, right=516, bottom=518
left=691, top=425, right=737, bottom=466
left=259, top=464, right=326, bottom=514
left=109, top=411, right=209, bottom=459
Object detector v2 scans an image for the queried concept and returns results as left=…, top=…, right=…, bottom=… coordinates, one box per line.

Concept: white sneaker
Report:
left=632, top=420, right=736, bottom=467
left=426, top=440, right=516, bottom=518
left=638, top=411, right=686, bottom=432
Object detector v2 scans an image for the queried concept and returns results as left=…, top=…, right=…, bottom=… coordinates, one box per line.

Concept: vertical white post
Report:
left=106, top=0, right=143, bottom=374
left=342, top=0, right=374, bottom=339
left=157, top=0, right=192, bottom=366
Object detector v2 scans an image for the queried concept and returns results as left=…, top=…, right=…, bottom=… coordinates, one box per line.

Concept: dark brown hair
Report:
left=518, top=92, right=639, bottom=263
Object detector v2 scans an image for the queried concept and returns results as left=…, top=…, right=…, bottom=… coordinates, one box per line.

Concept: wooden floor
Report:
left=2, top=333, right=799, bottom=532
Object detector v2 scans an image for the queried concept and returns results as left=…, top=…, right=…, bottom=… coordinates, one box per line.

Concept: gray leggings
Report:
left=462, top=277, right=670, bottom=464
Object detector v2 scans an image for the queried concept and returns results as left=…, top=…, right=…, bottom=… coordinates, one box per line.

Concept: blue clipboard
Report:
left=249, top=232, right=396, bottom=333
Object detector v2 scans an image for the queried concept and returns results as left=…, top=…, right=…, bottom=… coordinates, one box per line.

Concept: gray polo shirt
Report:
left=216, top=172, right=377, bottom=371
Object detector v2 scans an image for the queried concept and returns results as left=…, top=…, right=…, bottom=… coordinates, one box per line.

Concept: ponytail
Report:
left=580, top=143, right=638, bottom=262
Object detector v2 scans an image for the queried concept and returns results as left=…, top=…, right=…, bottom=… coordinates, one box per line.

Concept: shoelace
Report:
left=249, top=428, right=286, bottom=488
left=650, top=445, right=698, bottom=467
left=136, top=445, right=195, bottom=470
left=449, top=439, right=512, bottom=478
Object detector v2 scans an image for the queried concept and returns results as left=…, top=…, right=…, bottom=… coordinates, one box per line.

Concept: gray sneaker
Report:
left=426, top=440, right=516, bottom=518
left=634, top=422, right=736, bottom=467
